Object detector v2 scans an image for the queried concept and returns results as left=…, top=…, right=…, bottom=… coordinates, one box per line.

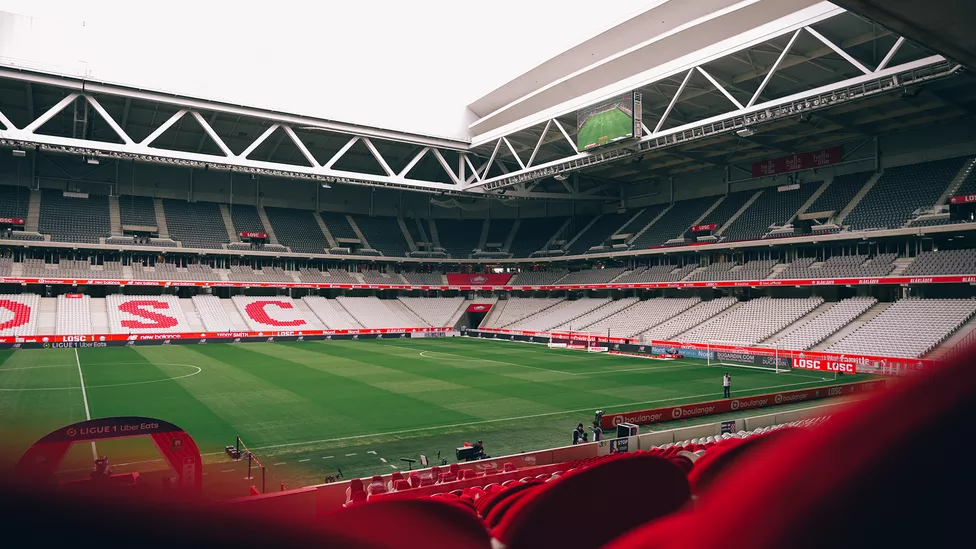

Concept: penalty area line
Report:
left=74, top=348, right=97, bottom=462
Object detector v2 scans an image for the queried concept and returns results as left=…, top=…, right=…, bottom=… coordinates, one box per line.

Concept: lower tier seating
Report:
left=106, top=294, right=192, bottom=334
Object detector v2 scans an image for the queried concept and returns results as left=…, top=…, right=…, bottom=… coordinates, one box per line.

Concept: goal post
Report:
left=548, top=330, right=610, bottom=352
left=706, top=340, right=790, bottom=373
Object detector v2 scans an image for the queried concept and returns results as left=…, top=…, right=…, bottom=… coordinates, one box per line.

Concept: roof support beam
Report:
left=748, top=29, right=802, bottom=108
left=85, top=94, right=134, bottom=145
left=240, top=123, right=279, bottom=159
left=804, top=26, right=871, bottom=75
left=25, top=92, right=78, bottom=133
left=655, top=69, right=695, bottom=133
left=283, top=125, right=320, bottom=167
left=140, top=109, right=186, bottom=146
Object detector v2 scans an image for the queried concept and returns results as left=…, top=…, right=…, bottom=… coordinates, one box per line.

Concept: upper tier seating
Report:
left=327, top=269, right=359, bottom=284
left=721, top=183, right=819, bottom=242
left=698, top=191, right=754, bottom=230
left=301, top=296, right=363, bottom=329
left=118, top=195, right=157, bottom=227
left=827, top=298, right=976, bottom=358
left=106, top=294, right=191, bottom=334
left=508, top=218, right=566, bottom=258
left=55, top=294, right=93, bottom=335
left=954, top=162, right=976, bottom=196
left=776, top=254, right=896, bottom=279
left=355, top=216, right=410, bottom=257
left=508, top=298, right=611, bottom=332
left=227, top=204, right=266, bottom=237
left=773, top=297, right=877, bottom=350
left=319, top=212, right=357, bottom=241
left=642, top=297, right=738, bottom=341
left=630, top=197, right=716, bottom=248
left=231, top=296, right=317, bottom=331
left=401, top=271, right=446, bottom=286
left=131, top=262, right=219, bottom=282
left=227, top=265, right=294, bottom=283
left=807, top=171, right=871, bottom=214
left=903, top=249, right=976, bottom=276
left=585, top=298, right=700, bottom=338
left=613, top=264, right=695, bottom=284
left=551, top=297, right=639, bottom=332
left=295, top=268, right=358, bottom=284
left=0, top=293, right=40, bottom=336
left=361, top=270, right=406, bottom=285
left=22, top=259, right=121, bottom=279
left=335, top=296, right=416, bottom=328
left=191, top=295, right=235, bottom=332
left=435, top=219, right=482, bottom=259
left=567, top=213, right=631, bottom=255
left=508, top=270, right=568, bottom=286
left=38, top=190, right=112, bottom=244
left=845, top=157, right=966, bottom=231
left=615, top=204, right=669, bottom=240
left=686, top=259, right=778, bottom=282
left=404, top=217, right=429, bottom=247
left=677, top=297, right=824, bottom=344
left=398, top=297, right=464, bottom=327
left=555, top=268, right=627, bottom=285
left=0, top=184, right=30, bottom=221
left=264, top=207, right=328, bottom=254
left=0, top=257, right=11, bottom=277
left=484, top=219, right=514, bottom=247
left=484, top=297, right=563, bottom=329
left=161, top=200, right=228, bottom=249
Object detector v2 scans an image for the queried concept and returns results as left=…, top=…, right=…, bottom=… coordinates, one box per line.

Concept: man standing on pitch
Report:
left=723, top=372, right=732, bottom=398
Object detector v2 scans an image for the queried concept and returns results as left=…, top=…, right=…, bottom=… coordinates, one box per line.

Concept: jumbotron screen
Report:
left=577, top=92, right=635, bottom=151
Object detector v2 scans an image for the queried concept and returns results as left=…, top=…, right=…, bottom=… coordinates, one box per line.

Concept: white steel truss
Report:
left=0, top=18, right=958, bottom=200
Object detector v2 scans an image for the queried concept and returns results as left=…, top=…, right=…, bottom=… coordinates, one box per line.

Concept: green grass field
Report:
left=0, top=337, right=867, bottom=497
left=578, top=108, right=633, bottom=150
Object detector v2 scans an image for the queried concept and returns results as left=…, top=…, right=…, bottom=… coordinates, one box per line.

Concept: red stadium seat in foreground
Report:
left=602, top=346, right=976, bottom=549
left=492, top=454, right=691, bottom=549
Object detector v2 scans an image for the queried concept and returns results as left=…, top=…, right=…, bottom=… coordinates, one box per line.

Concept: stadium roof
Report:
left=0, top=1, right=971, bottom=200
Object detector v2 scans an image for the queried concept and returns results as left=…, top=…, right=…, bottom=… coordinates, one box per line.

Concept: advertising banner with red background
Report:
left=752, top=146, right=843, bottom=177
left=600, top=380, right=885, bottom=429
left=238, top=231, right=268, bottom=239
left=466, top=303, right=493, bottom=313
left=950, top=195, right=976, bottom=205
left=446, top=273, right=513, bottom=286
left=690, top=224, right=717, bottom=233
left=0, top=217, right=26, bottom=225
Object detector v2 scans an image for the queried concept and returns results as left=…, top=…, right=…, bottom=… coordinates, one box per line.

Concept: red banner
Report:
left=466, top=303, right=493, bottom=313
left=238, top=231, right=268, bottom=239
left=0, top=327, right=452, bottom=345
left=0, top=217, right=25, bottom=225
left=793, top=357, right=856, bottom=374
left=601, top=380, right=885, bottom=429
left=446, top=273, right=513, bottom=286
left=950, top=194, right=976, bottom=205
left=690, top=224, right=717, bottom=233
left=751, top=146, right=843, bottom=177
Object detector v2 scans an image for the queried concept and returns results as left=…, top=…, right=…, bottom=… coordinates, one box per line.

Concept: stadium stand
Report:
left=264, top=207, right=328, bottom=254
left=809, top=171, right=872, bottom=215
left=0, top=257, right=11, bottom=277
left=227, top=265, right=294, bottom=283
left=319, top=211, right=357, bottom=241
left=483, top=297, right=564, bottom=328
left=401, top=271, right=446, bottom=285
left=677, top=297, right=824, bottom=344
left=615, top=204, right=668, bottom=239
left=398, top=297, right=464, bottom=327
left=228, top=204, right=266, bottom=237
left=902, top=249, right=976, bottom=276
left=335, top=296, right=417, bottom=328
left=302, top=296, right=363, bottom=329
left=327, top=269, right=359, bottom=284
left=0, top=184, right=30, bottom=221
left=567, top=213, right=630, bottom=254
left=231, top=296, right=317, bottom=331
left=555, top=267, right=627, bottom=285
left=38, top=190, right=112, bottom=244
left=642, top=297, right=738, bottom=341
left=354, top=216, right=410, bottom=257
left=55, top=294, right=93, bottom=335
left=587, top=297, right=701, bottom=338
left=0, top=293, right=40, bottom=336
left=484, top=219, right=514, bottom=247
left=507, top=297, right=611, bottom=332
left=191, top=295, right=235, bottom=332
left=721, top=183, right=819, bottom=242
left=630, top=197, right=716, bottom=248
left=161, top=200, right=228, bottom=249
left=551, top=297, right=639, bottom=332
left=106, top=294, right=191, bottom=334
left=826, top=298, right=976, bottom=358
left=845, top=157, right=966, bottom=231
left=772, top=297, right=877, bottom=350
left=508, top=270, right=568, bottom=286
left=508, top=217, right=566, bottom=257
left=361, top=270, right=406, bottom=285
left=776, top=253, right=896, bottom=279
left=435, top=219, right=483, bottom=259
left=117, top=195, right=157, bottom=227
left=613, top=264, right=696, bottom=283
left=699, top=191, right=754, bottom=230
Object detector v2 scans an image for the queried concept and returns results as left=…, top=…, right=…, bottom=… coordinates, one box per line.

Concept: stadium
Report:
left=0, top=0, right=974, bottom=546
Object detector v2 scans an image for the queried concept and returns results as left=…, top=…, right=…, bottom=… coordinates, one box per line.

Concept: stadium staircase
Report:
left=427, top=219, right=442, bottom=249
left=792, top=178, right=833, bottom=220
left=397, top=218, right=418, bottom=252
left=811, top=301, right=891, bottom=351
left=766, top=263, right=789, bottom=279
left=889, top=257, right=916, bottom=276
left=834, top=171, right=882, bottom=225
left=561, top=216, right=600, bottom=253
left=501, top=219, right=519, bottom=253
left=179, top=298, right=206, bottom=332
left=108, top=196, right=122, bottom=237
left=761, top=301, right=835, bottom=345
left=346, top=215, right=371, bottom=249
left=90, top=298, right=110, bottom=333
left=152, top=199, right=170, bottom=239
left=220, top=300, right=251, bottom=331
left=256, top=206, right=280, bottom=244
left=37, top=298, right=57, bottom=335
left=480, top=299, right=508, bottom=328
left=314, top=212, right=337, bottom=248
left=217, top=204, right=238, bottom=243
left=26, top=190, right=41, bottom=233
left=936, top=157, right=976, bottom=206
left=292, top=299, right=329, bottom=329
left=925, top=314, right=976, bottom=360
left=477, top=219, right=490, bottom=251
left=714, top=190, right=761, bottom=237
left=628, top=204, right=671, bottom=245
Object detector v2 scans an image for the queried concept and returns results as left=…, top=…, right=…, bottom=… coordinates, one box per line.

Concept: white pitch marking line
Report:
left=74, top=348, right=97, bottom=461
left=323, top=456, right=334, bottom=459
left=345, top=453, right=357, bottom=456
left=298, top=458, right=311, bottom=463
left=379, top=457, right=387, bottom=463
left=390, top=465, right=398, bottom=469
left=366, top=450, right=376, bottom=455
left=273, top=462, right=287, bottom=466
left=215, top=379, right=827, bottom=454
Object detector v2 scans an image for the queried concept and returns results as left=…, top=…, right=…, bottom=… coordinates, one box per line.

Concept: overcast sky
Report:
left=0, top=0, right=659, bottom=139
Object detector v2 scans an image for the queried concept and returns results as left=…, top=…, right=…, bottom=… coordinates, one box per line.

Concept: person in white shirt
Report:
left=723, top=372, right=731, bottom=398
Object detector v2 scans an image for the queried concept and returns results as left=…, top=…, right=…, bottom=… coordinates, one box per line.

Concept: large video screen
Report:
left=577, top=92, right=635, bottom=151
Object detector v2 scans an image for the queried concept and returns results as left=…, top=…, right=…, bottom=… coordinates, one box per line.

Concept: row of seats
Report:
left=483, top=297, right=564, bottom=329
left=772, top=297, right=877, bottom=350
left=903, top=249, right=976, bottom=276
left=678, top=297, right=824, bottom=344
left=585, top=298, right=702, bottom=338
left=507, top=298, right=612, bottom=332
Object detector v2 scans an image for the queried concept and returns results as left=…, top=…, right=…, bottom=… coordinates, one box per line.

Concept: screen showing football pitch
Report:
left=577, top=92, right=635, bottom=151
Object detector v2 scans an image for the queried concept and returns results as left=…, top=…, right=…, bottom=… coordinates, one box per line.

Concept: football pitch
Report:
left=0, top=337, right=867, bottom=495
left=578, top=108, right=633, bottom=149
